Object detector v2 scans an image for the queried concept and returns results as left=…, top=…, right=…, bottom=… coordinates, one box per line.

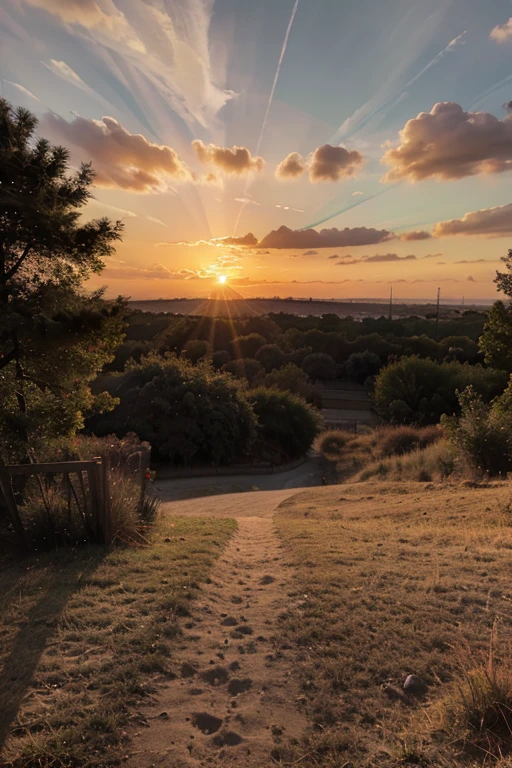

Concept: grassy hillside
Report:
left=275, top=482, right=512, bottom=767
left=0, top=516, right=236, bottom=767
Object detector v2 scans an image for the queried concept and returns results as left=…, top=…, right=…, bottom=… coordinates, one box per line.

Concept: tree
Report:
left=89, top=356, right=257, bottom=465
left=0, top=99, right=125, bottom=458
left=265, top=362, right=315, bottom=400
left=182, top=339, right=211, bottom=364
left=345, top=351, right=382, bottom=383
left=248, top=388, right=323, bottom=459
left=302, top=352, right=337, bottom=380
left=230, top=333, right=266, bottom=359
left=222, top=357, right=264, bottom=386
left=373, top=356, right=508, bottom=424
left=255, top=344, right=287, bottom=373
left=479, top=301, right=512, bottom=373
left=495, top=248, right=512, bottom=298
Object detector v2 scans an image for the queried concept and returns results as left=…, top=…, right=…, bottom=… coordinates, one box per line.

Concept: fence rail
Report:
left=0, top=450, right=150, bottom=552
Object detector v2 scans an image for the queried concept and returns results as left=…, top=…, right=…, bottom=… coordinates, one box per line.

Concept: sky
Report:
left=2, top=0, right=512, bottom=302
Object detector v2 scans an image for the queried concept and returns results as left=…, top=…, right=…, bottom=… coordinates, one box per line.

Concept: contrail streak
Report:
left=300, top=188, right=392, bottom=230
left=470, top=71, right=512, bottom=110
left=333, top=31, right=467, bottom=143
left=233, top=0, right=299, bottom=235
left=256, top=0, right=300, bottom=155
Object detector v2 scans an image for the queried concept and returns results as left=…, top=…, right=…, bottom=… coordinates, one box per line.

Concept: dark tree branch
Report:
left=2, top=242, right=32, bottom=284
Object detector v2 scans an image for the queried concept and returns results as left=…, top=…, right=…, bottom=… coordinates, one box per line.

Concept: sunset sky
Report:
left=3, top=0, right=512, bottom=301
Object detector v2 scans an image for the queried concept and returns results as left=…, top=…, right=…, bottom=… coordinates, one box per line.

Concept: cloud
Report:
left=259, top=225, right=393, bottom=249
left=235, top=197, right=260, bottom=206
left=365, top=253, right=416, bottom=263
left=176, top=233, right=258, bottom=248
left=303, top=250, right=318, bottom=256
left=309, top=144, right=364, bottom=182
left=275, top=204, right=305, bottom=212
left=43, top=59, right=90, bottom=90
left=401, top=230, right=432, bottom=241
left=23, top=0, right=144, bottom=51
left=505, top=100, right=512, bottom=114
left=192, top=140, right=265, bottom=176
left=383, top=102, right=512, bottom=181
left=103, top=263, right=196, bottom=280
left=275, top=152, right=307, bottom=179
left=352, top=190, right=364, bottom=196
left=42, top=113, right=192, bottom=192
left=147, top=216, right=170, bottom=228
left=22, top=0, right=235, bottom=130
left=4, top=80, right=40, bottom=102
left=490, top=17, right=512, bottom=42
left=433, top=203, right=512, bottom=237
left=334, top=252, right=417, bottom=265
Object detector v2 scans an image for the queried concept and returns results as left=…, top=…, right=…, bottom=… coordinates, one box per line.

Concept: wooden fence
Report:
left=0, top=448, right=150, bottom=552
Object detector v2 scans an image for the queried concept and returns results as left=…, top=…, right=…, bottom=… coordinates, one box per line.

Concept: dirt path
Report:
left=127, top=490, right=306, bottom=767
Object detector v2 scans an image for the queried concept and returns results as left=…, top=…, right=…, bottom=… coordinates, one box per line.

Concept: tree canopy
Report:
left=0, top=99, right=125, bottom=458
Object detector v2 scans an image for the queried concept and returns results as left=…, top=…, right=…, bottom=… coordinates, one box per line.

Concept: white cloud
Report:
left=490, top=17, right=512, bottom=42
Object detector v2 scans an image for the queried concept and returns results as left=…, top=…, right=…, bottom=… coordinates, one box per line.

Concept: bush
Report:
left=373, top=356, right=508, bottom=424
left=378, top=425, right=441, bottom=456
left=315, top=429, right=349, bottom=458
left=345, top=351, right=382, bottom=383
left=211, top=349, right=230, bottom=369
left=255, top=344, right=287, bottom=372
left=264, top=362, right=320, bottom=404
left=88, top=355, right=257, bottom=465
left=248, top=388, right=323, bottom=459
left=182, top=339, right=211, bottom=364
left=302, top=352, right=337, bottom=381
left=230, top=333, right=266, bottom=359
left=442, top=385, right=512, bottom=477
left=222, top=358, right=264, bottom=386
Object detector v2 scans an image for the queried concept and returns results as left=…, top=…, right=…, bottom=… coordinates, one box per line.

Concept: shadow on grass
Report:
left=0, top=549, right=104, bottom=750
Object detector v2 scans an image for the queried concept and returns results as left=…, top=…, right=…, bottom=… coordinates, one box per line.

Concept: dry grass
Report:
left=316, top=425, right=452, bottom=484
left=274, top=481, right=512, bottom=767
left=0, top=514, right=236, bottom=767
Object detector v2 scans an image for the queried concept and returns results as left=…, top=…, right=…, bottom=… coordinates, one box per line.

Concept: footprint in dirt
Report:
left=192, top=712, right=223, bottom=735
left=227, top=678, right=252, bottom=696
left=212, top=730, right=243, bottom=747
left=200, top=666, right=229, bottom=686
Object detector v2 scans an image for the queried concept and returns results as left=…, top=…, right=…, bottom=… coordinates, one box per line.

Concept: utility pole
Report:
left=435, top=287, right=440, bottom=340
left=389, top=286, right=393, bottom=321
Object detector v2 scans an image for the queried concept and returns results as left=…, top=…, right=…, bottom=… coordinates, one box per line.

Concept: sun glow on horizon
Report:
left=218, top=275, right=227, bottom=284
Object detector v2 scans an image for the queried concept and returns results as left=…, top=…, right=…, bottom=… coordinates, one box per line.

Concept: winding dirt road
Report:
left=127, top=473, right=314, bottom=767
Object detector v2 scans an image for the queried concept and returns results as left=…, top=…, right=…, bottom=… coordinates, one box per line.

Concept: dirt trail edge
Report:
left=127, top=489, right=306, bottom=768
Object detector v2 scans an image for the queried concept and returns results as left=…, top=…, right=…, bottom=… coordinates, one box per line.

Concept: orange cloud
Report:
left=259, top=225, right=393, bottom=249
left=309, top=144, right=364, bottom=182
left=275, top=152, right=307, bottom=179
left=490, top=17, right=512, bottom=42
left=401, top=230, right=432, bottom=241
left=383, top=102, right=512, bottom=181
left=43, top=113, right=192, bottom=192
left=433, top=203, right=512, bottom=237
left=192, top=140, right=265, bottom=176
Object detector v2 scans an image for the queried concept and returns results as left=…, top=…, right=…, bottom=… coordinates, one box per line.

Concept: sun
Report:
left=218, top=275, right=227, bottom=284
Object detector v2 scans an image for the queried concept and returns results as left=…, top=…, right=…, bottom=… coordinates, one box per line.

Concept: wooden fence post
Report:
left=87, top=459, right=103, bottom=542
left=0, top=460, right=30, bottom=552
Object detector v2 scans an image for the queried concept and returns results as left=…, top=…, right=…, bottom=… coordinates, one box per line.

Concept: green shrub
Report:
left=442, top=386, right=512, bottom=477
left=302, top=352, right=337, bottom=380
left=345, top=350, right=382, bottom=383
left=230, top=333, right=266, bottom=359
left=374, top=356, right=508, bottom=424
left=89, top=355, right=257, bottom=465
left=248, top=388, right=323, bottom=459
left=182, top=339, right=211, bottom=364
left=255, top=344, right=287, bottom=372
left=222, top=357, right=264, bottom=386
